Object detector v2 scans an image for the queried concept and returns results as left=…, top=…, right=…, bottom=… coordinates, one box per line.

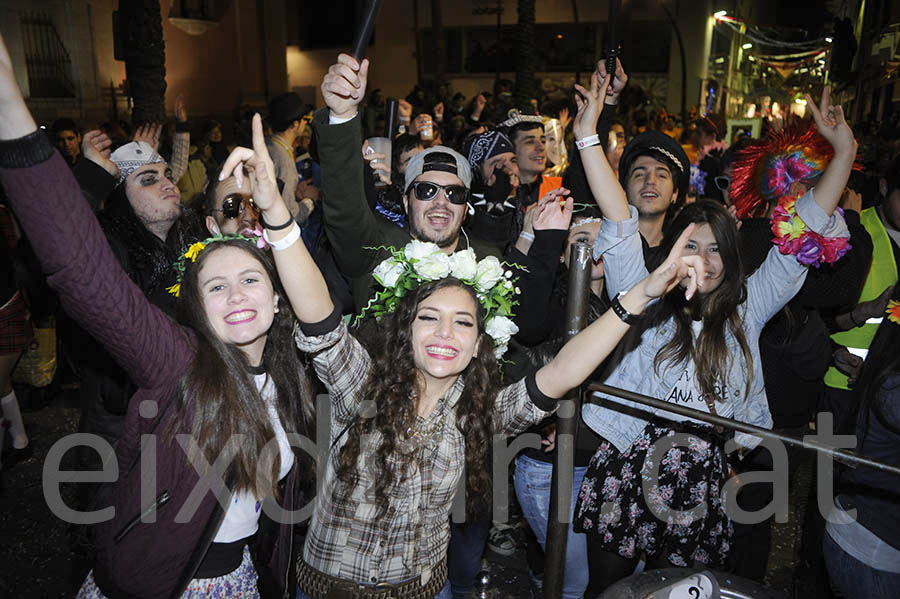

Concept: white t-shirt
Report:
left=658, top=321, right=735, bottom=426
left=214, top=374, right=295, bottom=543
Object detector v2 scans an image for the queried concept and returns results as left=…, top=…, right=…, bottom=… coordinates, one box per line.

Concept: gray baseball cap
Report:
left=404, top=146, right=472, bottom=190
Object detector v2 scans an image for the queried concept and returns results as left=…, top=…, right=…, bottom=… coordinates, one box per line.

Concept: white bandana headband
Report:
left=110, top=141, right=166, bottom=185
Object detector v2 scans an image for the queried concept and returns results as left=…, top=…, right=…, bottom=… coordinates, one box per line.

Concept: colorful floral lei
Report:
left=166, top=233, right=259, bottom=297
left=770, top=195, right=851, bottom=267
left=887, top=299, right=900, bottom=325
left=359, top=240, right=522, bottom=358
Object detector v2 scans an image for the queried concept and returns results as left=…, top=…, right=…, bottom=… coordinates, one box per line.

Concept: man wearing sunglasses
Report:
left=203, top=172, right=261, bottom=237
left=315, top=55, right=506, bottom=315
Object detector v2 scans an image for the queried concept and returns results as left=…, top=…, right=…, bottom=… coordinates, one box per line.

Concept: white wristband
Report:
left=575, top=134, right=601, bottom=150
left=263, top=221, right=301, bottom=251
left=519, top=231, right=535, bottom=241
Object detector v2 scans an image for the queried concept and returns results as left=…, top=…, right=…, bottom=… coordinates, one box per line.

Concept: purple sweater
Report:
left=0, top=132, right=298, bottom=598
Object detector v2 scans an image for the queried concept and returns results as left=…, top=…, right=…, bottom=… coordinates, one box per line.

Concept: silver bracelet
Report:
left=519, top=231, right=535, bottom=242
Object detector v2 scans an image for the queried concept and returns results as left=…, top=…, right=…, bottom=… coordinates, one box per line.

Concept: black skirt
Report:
left=573, top=419, right=733, bottom=567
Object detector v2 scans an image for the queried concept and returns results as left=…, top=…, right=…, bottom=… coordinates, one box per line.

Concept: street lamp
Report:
left=742, top=42, right=752, bottom=49
left=714, top=10, right=727, bottom=18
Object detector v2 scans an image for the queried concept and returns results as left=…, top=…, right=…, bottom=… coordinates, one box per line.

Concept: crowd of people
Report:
left=1, top=24, right=899, bottom=599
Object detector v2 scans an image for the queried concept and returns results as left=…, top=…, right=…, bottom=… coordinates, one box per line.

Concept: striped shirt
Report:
left=295, top=317, right=554, bottom=586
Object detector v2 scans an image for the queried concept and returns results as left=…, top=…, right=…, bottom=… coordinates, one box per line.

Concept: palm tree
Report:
left=118, top=0, right=167, bottom=123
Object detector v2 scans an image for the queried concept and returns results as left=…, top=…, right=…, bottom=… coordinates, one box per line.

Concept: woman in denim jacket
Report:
left=569, top=71, right=857, bottom=594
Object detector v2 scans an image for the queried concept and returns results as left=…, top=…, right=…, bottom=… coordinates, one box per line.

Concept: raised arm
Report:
left=535, top=225, right=705, bottom=399
left=218, top=114, right=333, bottom=324
left=573, top=70, right=630, bottom=222
left=314, top=53, right=394, bottom=277
left=805, top=87, right=857, bottom=216
left=170, top=94, right=190, bottom=181
left=0, top=34, right=192, bottom=388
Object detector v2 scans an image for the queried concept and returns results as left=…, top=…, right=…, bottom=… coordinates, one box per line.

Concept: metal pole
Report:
left=543, top=241, right=592, bottom=599
left=661, top=4, right=688, bottom=130
left=586, top=383, right=900, bottom=477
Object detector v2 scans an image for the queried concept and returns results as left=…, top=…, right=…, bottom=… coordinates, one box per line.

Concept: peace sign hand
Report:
left=642, top=224, right=706, bottom=301
left=806, top=87, right=856, bottom=156
left=573, top=71, right=612, bottom=141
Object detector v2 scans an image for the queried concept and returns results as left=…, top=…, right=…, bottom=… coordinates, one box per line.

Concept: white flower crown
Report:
left=359, top=240, right=522, bottom=358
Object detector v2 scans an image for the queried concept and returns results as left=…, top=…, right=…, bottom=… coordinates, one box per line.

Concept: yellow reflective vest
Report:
left=824, top=208, right=898, bottom=389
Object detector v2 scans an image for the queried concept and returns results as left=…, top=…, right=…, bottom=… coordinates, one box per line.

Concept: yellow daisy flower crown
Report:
left=166, top=234, right=257, bottom=297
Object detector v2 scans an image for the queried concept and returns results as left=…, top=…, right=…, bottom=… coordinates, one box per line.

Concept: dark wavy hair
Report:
left=338, top=278, right=501, bottom=516
left=171, top=239, right=315, bottom=498
left=643, top=200, right=754, bottom=403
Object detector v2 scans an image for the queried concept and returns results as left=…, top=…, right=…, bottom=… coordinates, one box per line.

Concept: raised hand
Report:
left=573, top=71, right=611, bottom=140
left=433, top=102, right=444, bottom=122
left=398, top=99, right=413, bottom=123
left=321, top=54, right=370, bottom=121
left=558, top=106, right=571, bottom=131
left=472, top=94, right=487, bottom=119
left=81, top=130, right=119, bottom=178
left=0, top=33, right=37, bottom=139
left=597, top=57, right=628, bottom=104
left=174, top=93, right=187, bottom=123
left=805, top=87, right=856, bottom=156
left=362, top=139, right=390, bottom=185
left=133, top=123, right=162, bottom=151
left=532, top=188, right=574, bottom=231
left=642, top=224, right=706, bottom=301
left=218, top=114, right=281, bottom=213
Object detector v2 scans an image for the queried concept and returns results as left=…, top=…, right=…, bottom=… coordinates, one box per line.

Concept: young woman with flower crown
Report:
left=570, top=68, right=856, bottom=593
left=0, top=33, right=319, bottom=598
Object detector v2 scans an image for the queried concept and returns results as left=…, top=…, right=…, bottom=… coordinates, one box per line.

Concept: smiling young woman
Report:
left=571, top=65, right=857, bottom=593
left=0, top=33, right=320, bottom=596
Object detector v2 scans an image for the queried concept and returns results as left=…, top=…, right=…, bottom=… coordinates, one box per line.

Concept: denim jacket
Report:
left=584, top=190, right=849, bottom=452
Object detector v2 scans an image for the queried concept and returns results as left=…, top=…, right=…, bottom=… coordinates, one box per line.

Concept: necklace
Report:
left=270, top=135, right=295, bottom=161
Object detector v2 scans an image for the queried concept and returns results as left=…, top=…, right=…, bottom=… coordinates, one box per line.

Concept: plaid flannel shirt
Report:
left=295, top=316, right=554, bottom=586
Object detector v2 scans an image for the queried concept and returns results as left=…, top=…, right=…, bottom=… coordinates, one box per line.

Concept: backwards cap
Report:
left=404, top=146, right=472, bottom=190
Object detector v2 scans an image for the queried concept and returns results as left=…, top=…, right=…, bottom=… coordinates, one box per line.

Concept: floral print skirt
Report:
left=573, top=420, right=732, bottom=567
left=77, top=545, right=260, bottom=598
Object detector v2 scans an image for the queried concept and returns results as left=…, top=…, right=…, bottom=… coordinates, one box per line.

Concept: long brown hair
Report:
left=339, top=278, right=501, bottom=516
left=645, top=200, right=754, bottom=403
left=173, top=239, right=315, bottom=498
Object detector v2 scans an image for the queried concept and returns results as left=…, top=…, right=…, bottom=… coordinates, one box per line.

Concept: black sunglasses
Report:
left=714, top=175, right=731, bottom=192
left=216, top=195, right=256, bottom=219
left=408, top=181, right=469, bottom=205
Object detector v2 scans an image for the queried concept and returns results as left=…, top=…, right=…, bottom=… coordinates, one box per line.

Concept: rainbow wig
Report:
left=729, top=121, right=834, bottom=218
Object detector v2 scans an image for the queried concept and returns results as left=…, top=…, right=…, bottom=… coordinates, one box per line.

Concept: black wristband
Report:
left=611, top=295, right=641, bottom=325
left=260, top=213, right=294, bottom=230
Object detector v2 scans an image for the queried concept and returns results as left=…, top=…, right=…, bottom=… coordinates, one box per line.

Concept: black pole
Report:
left=661, top=4, right=688, bottom=133
left=351, top=0, right=383, bottom=60
left=605, top=0, right=620, bottom=77
left=586, top=383, right=900, bottom=477
left=543, top=241, right=592, bottom=599
left=385, top=98, right=398, bottom=138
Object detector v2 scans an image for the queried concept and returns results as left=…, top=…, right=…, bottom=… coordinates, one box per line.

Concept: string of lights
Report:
left=715, top=15, right=829, bottom=52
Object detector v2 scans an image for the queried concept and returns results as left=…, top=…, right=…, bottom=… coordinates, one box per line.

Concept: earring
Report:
left=467, top=202, right=475, bottom=216
left=273, top=295, right=280, bottom=313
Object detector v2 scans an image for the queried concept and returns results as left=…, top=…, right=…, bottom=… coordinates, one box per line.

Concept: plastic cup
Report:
left=366, top=136, right=392, bottom=188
